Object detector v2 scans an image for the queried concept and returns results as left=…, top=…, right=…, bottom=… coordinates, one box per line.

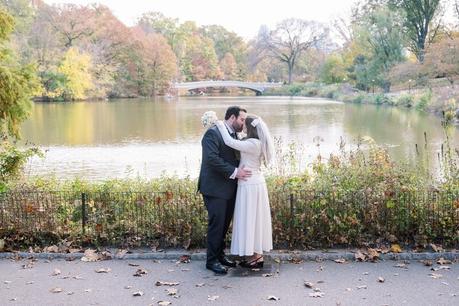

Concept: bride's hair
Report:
left=245, top=115, right=259, bottom=139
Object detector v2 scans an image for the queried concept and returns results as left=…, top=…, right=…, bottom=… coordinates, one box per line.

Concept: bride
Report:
left=215, top=115, right=274, bottom=268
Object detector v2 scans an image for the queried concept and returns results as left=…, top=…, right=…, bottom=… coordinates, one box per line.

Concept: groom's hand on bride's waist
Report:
left=235, top=166, right=252, bottom=181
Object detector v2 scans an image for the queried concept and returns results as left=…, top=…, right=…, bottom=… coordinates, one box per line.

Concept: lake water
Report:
left=21, top=96, right=458, bottom=180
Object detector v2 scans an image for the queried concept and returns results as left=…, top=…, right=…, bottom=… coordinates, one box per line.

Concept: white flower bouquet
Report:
left=201, top=111, right=218, bottom=129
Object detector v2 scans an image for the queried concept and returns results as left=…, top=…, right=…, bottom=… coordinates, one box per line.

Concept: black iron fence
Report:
left=0, top=189, right=458, bottom=248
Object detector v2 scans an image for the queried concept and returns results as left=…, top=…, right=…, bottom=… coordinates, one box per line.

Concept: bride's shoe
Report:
left=239, top=256, right=264, bottom=268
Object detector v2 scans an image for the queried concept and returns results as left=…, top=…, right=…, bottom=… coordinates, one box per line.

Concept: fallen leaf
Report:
left=304, top=281, right=314, bottom=288
left=378, top=277, right=385, bottom=283
left=22, top=260, right=35, bottom=269
left=52, top=268, right=61, bottom=276
left=355, top=251, right=366, bottom=261
left=133, top=268, right=148, bottom=277
left=267, top=295, right=280, bottom=300
left=179, top=255, right=191, bottom=263
left=69, top=248, right=82, bottom=254
left=421, top=260, right=433, bottom=266
left=390, top=244, right=402, bottom=253
left=208, top=295, right=219, bottom=301
left=437, top=258, right=452, bottom=265
left=334, top=258, right=346, bottom=264
left=81, top=249, right=99, bottom=262
left=50, top=287, right=62, bottom=293
left=290, top=257, right=303, bottom=264
left=116, top=249, right=128, bottom=258
left=158, top=301, right=171, bottom=306
left=155, top=281, right=179, bottom=286
left=133, top=291, right=144, bottom=296
left=429, top=273, right=443, bottom=279
left=43, top=245, right=59, bottom=253
left=431, top=265, right=451, bottom=271
left=81, top=249, right=112, bottom=262
left=166, top=288, right=178, bottom=296
left=309, top=292, right=324, bottom=298
left=430, top=243, right=443, bottom=253
left=367, top=248, right=380, bottom=261
left=95, top=268, right=111, bottom=273
left=394, top=263, right=408, bottom=269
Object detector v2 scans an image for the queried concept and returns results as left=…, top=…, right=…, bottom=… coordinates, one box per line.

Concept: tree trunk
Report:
left=288, top=62, right=293, bottom=84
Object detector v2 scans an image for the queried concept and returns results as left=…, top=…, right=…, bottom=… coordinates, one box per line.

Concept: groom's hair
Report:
left=225, top=106, right=247, bottom=120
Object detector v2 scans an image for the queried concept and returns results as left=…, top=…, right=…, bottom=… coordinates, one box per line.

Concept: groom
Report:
left=198, top=106, right=251, bottom=274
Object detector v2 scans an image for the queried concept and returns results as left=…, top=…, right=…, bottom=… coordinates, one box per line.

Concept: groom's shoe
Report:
left=206, top=262, right=228, bottom=275
left=219, top=256, right=237, bottom=268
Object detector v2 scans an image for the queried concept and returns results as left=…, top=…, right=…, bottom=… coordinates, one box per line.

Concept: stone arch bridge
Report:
left=172, top=81, right=282, bottom=95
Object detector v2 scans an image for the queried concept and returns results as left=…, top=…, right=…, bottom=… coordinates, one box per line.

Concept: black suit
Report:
left=198, top=125, right=239, bottom=264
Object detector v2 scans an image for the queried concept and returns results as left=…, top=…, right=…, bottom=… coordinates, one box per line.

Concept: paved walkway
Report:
left=0, top=255, right=458, bottom=305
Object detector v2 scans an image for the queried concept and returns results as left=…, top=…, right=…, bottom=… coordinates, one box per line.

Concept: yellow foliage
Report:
left=58, top=48, right=93, bottom=100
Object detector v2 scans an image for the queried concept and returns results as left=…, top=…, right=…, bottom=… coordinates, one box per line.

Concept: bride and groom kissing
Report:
left=198, top=106, right=275, bottom=275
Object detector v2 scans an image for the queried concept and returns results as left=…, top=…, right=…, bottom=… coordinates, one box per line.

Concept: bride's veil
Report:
left=251, top=117, right=275, bottom=167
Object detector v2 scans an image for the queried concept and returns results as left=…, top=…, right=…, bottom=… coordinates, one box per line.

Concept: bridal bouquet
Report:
left=201, top=111, right=218, bottom=129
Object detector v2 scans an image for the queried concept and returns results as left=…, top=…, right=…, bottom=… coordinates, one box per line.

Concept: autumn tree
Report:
left=43, top=3, right=96, bottom=48
left=390, top=0, right=442, bottom=62
left=260, top=18, right=329, bottom=84
left=219, top=52, right=237, bottom=80
left=0, top=8, right=39, bottom=139
left=121, top=28, right=177, bottom=96
left=57, top=47, right=93, bottom=100
left=423, top=35, right=459, bottom=84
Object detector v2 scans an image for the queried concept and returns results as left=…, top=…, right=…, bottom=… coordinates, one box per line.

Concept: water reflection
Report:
left=21, top=96, right=458, bottom=180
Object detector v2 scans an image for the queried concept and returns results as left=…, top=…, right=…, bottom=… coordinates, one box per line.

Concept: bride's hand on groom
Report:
left=236, top=165, right=252, bottom=181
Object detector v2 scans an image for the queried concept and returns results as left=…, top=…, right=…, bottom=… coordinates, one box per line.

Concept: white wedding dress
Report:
left=216, top=122, right=273, bottom=256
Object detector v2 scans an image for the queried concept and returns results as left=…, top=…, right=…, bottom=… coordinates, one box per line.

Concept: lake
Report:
left=21, top=96, right=458, bottom=180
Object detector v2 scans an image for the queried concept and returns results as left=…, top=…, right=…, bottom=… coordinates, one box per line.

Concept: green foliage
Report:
left=320, top=54, right=347, bottom=84
left=0, top=143, right=42, bottom=192
left=0, top=9, right=40, bottom=139
left=3, top=139, right=459, bottom=249
left=415, top=90, right=432, bottom=111
left=0, top=8, right=14, bottom=40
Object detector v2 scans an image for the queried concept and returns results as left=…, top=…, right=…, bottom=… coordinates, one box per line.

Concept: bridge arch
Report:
left=172, top=81, right=281, bottom=95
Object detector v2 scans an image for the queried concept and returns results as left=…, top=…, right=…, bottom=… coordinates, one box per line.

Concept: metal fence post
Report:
left=82, top=192, right=87, bottom=235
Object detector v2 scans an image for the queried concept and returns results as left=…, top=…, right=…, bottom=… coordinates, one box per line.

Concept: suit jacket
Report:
left=198, top=125, right=239, bottom=200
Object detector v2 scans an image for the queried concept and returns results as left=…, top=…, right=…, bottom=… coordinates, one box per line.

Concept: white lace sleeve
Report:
left=216, top=121, right=258, bottom=153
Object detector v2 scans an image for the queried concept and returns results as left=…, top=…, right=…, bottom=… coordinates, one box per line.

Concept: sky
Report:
left=42, top=0, right=359, bottom=39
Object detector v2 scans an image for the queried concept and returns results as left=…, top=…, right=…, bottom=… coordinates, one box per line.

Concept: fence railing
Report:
left=0, top=190, right=458, bottom=248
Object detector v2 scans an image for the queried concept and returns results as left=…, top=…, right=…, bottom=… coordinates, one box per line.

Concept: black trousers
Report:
left=203, top=195, right=236, bottom=264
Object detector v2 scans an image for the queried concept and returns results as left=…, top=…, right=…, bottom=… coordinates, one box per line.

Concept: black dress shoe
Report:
left=206, top=262, right=228, bottom=275
left=219, top=256, right=237, bottom=267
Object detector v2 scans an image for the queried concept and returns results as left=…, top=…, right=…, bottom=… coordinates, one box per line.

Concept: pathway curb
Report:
left=1, top=249, right=458, bottom=261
